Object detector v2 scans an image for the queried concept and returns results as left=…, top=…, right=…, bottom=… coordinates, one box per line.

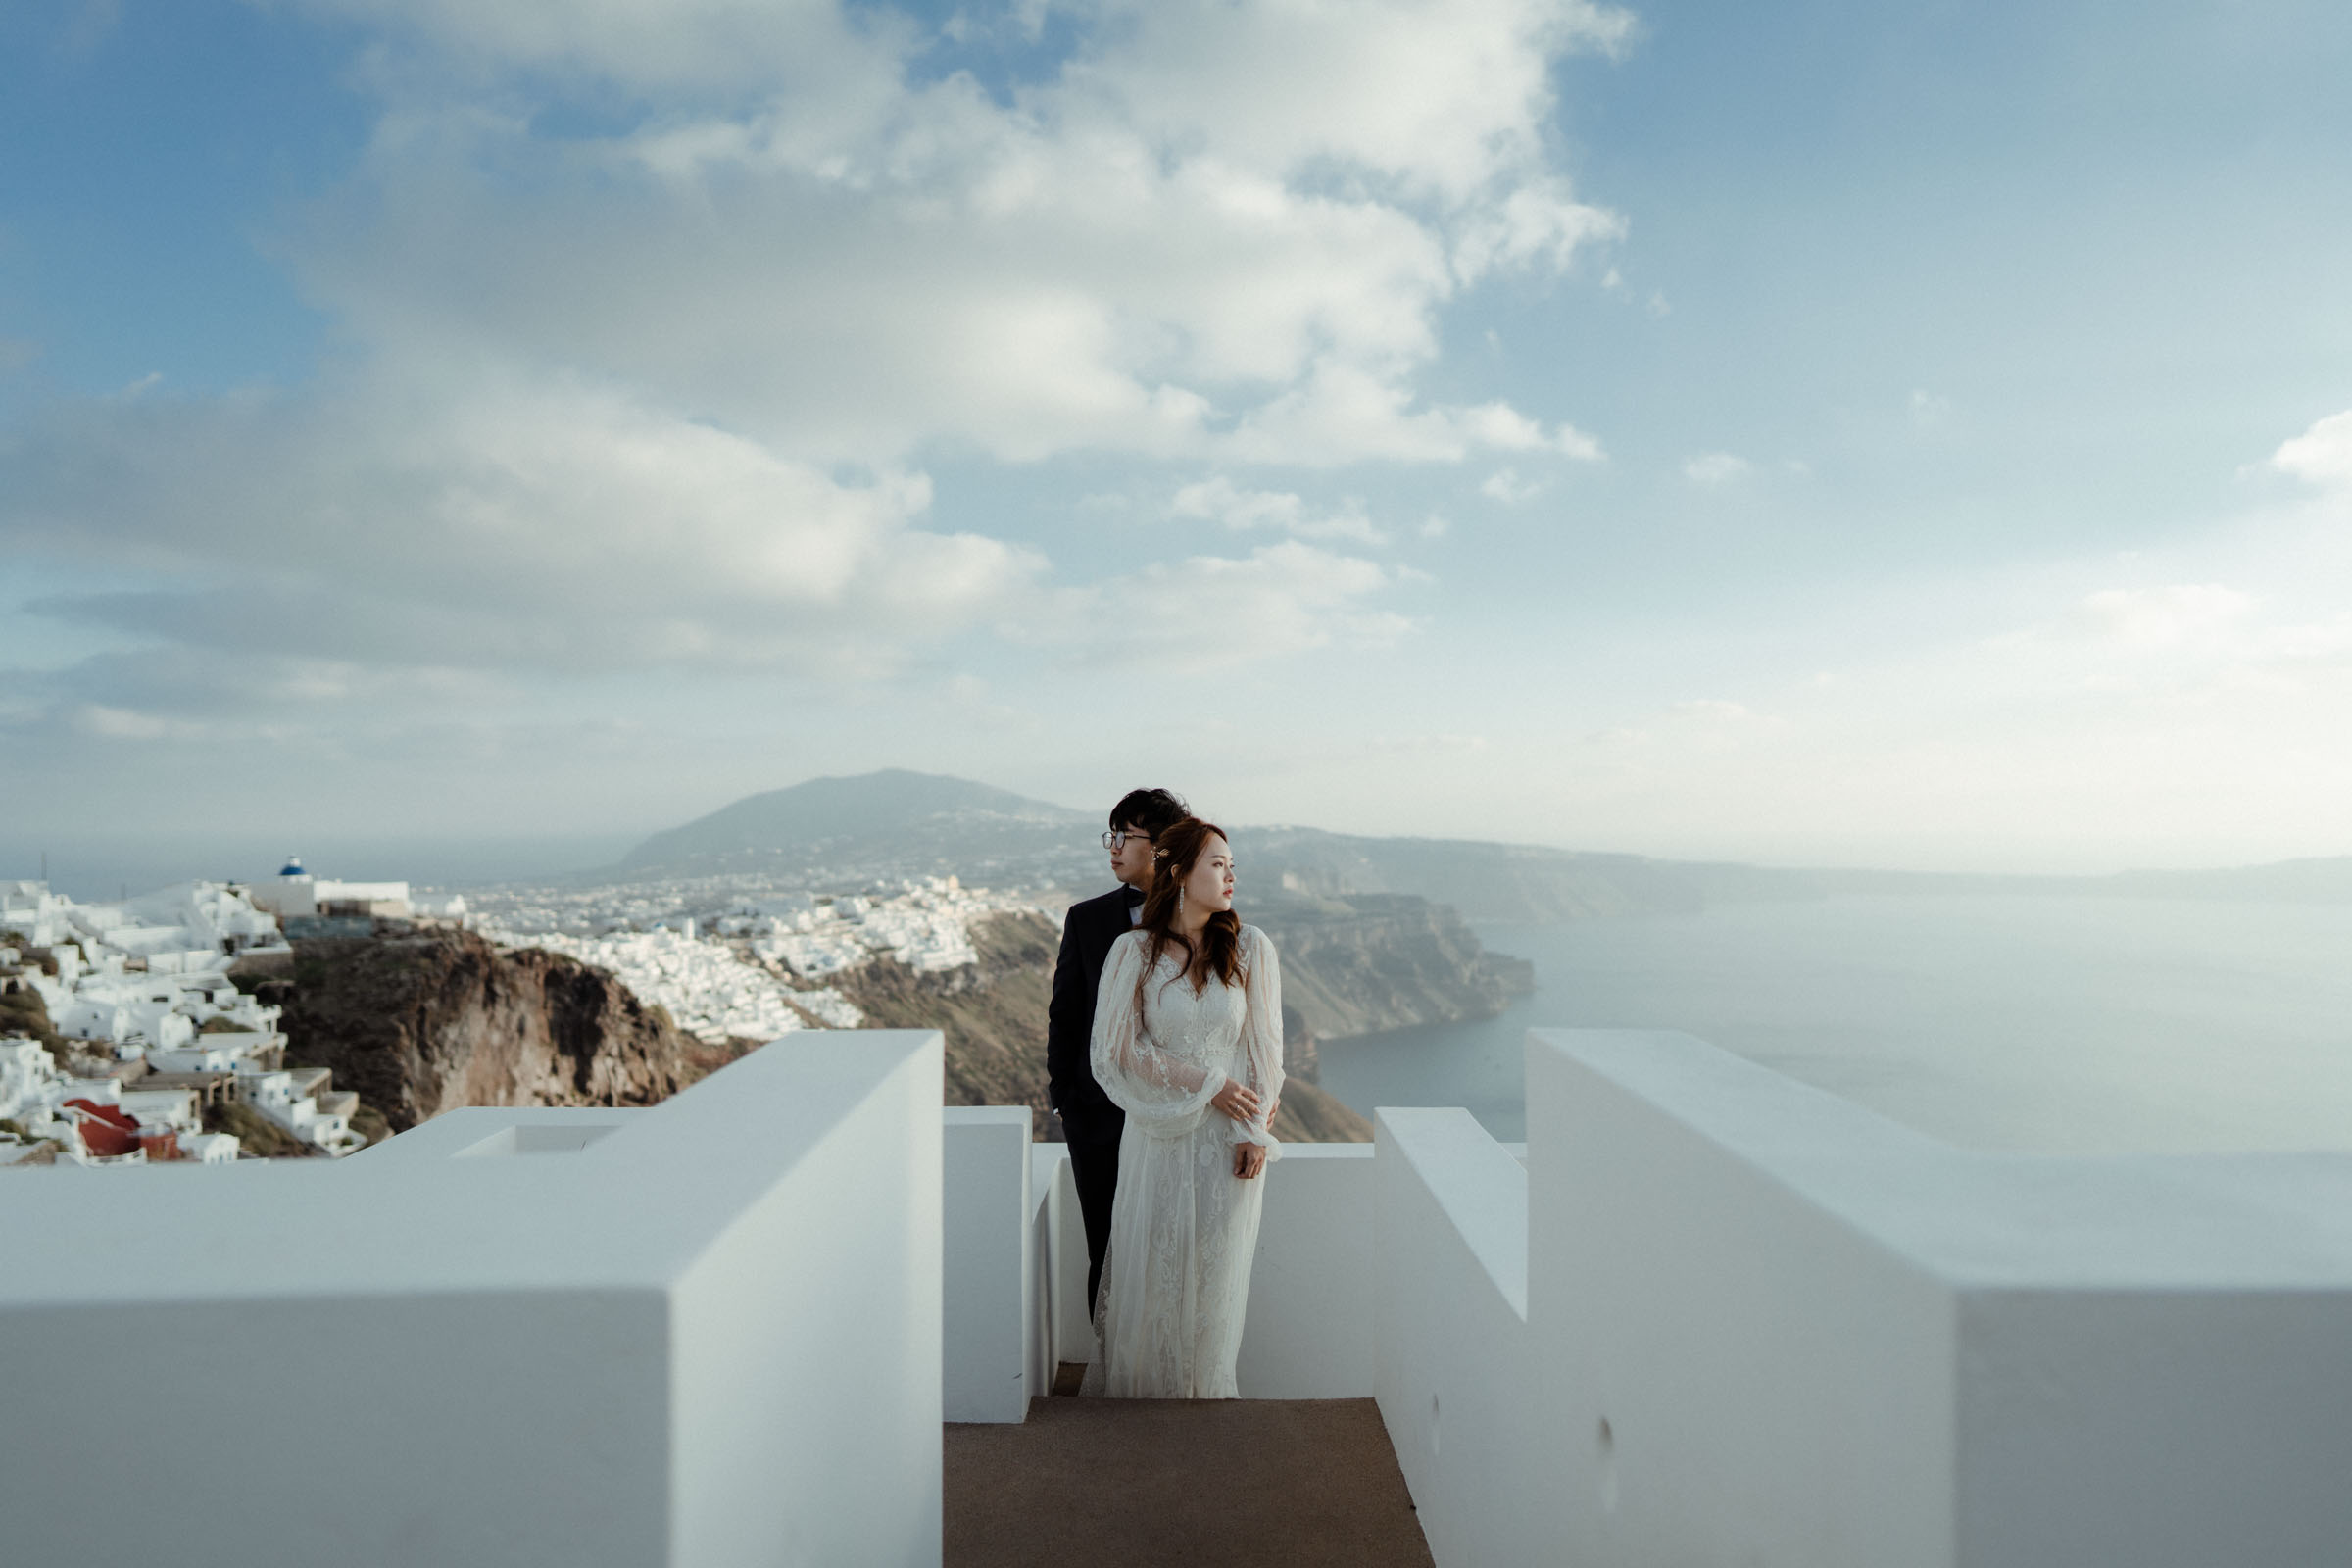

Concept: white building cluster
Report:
left=743, top=878, right=1008, bottom=977
left=479, top=876, right=1043, bottom=1044
left=1, top=879, right=365, bottom=1166
left=487, top=924, right=863, bottom=1043
left=249, top=858, right=469, bottom=923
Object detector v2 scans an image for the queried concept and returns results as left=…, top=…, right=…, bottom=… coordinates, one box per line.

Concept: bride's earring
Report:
left=1177, top=886, right=1187, bottom=915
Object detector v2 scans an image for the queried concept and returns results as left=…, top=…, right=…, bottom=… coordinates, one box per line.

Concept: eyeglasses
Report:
left=1102, top=828, right=1150, bottom=851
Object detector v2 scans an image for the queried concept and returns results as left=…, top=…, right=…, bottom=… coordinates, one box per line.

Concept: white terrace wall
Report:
left=1029, top=1141, right=1377, bottom=1399
left=1237, top=1144, right=1375, bottom=1397
left=1521, top=1027, right=2352, bottom=1568
left=1372, top=1107, right=1535, bottom=1568
left=0, top=1033, right=947, bottom=1568
left=942, top=1106, right=1034, bottom=1422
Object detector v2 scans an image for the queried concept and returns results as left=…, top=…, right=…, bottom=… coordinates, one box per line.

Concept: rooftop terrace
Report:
left=5, top=1027, right=2349, bottom=1565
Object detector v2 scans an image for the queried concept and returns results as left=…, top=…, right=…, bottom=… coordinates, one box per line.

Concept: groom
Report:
left=1048, top=786, right=1190, bottom=1314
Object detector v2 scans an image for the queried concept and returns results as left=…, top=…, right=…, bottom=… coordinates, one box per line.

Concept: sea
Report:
left=1313, top=894, right=2352, bottom=1156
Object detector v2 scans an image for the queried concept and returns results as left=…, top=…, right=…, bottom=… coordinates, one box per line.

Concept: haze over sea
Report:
left=1319, top=895, right=2352, bottom=1156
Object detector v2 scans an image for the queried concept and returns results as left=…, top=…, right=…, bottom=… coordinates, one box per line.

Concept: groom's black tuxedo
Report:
left=1048, top=882, right=1143, bottom=1311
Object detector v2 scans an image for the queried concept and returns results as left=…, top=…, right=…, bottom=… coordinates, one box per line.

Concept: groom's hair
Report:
left=1109, top=787, right=1189, bottom=839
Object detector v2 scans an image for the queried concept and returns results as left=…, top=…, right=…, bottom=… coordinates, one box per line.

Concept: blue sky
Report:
left=5, top=0, right=2350, bottom=877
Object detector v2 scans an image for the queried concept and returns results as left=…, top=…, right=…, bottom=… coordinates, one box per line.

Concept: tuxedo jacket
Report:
left=1047, top=884, right=1142, bottom=1142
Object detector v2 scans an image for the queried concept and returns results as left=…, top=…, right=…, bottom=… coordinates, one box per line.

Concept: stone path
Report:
left=945, top=1396, right=1436, bottom=1567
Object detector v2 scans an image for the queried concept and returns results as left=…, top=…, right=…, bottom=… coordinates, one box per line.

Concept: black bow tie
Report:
left=1123, top=885, right=1145, bottom=907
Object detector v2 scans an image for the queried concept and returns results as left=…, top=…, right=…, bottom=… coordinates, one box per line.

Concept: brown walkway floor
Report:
left=946, top=1396, right=1435, bottom=1567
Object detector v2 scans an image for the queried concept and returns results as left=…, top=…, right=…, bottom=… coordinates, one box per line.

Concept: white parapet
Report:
left=943, top=1106, right=1035, bottom=1422
left=1522, top=1027, right=2352, bottom=1568
left=1237, top=1143, right=1376, bottom=1398
left=1028, top=1138, right=1379, bottom=1400
left=1373, top=1106, right=1533, bottom=1568
left=0, top=1032, right=947, bottom=1568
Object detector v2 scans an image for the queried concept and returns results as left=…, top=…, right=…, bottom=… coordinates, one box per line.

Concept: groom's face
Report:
left=1109, top=823, right=1156, bottom=888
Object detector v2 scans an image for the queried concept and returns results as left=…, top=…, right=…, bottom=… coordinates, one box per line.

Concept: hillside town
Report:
left=5, top=859, right=1053, bottom=1165
left=476, top=876, right=1048, bottom=1042
left=1, top=873, right=366, bottom=1166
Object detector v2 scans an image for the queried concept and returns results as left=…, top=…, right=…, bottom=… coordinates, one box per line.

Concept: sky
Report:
left=4, top=0, right=2351, bottom=882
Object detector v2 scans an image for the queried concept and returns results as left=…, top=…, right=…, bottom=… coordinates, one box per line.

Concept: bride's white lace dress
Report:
left=1085, top=923, right=1285, bottom=1399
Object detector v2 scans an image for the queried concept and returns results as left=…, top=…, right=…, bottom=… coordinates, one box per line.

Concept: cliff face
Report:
left=835, top=909, right=1062, bottom=1136
left=1251, top=893, right=1534, bottom=1042
left=838, top=911, right=1376, bottom=1144
left=254, top=927, right=691, bottom=1132
left=249, top=896, right=1516, bottom=1149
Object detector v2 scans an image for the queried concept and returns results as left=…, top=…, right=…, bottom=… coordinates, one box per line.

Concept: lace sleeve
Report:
left=1233, top=926, right=1287, bottom=1157
left=1090, top=932, right=1226, bottom=1133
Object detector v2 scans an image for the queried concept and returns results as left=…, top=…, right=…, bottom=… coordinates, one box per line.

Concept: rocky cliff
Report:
left=246, top=895, right=1520, bottom=1148
left=1250, top=893, right=1534, bottom=1041
left=836, top=911, right=1378, bottom=1143
left=249, top=926, right=692, bottom=1132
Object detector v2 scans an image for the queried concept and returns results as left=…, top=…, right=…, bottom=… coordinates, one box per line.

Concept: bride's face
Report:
left=1184, top=834, right=1235, bottom=913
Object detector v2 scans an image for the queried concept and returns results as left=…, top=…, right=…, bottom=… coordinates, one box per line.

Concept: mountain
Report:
left=618, top=769, right=1095, bottom=882
left=614, top=771, right=2352, bottom=915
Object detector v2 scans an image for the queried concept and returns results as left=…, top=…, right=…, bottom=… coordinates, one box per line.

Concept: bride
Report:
left=1086, top=816, right=1285, bottom=1398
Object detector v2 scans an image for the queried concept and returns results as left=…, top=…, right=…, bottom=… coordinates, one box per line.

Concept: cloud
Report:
left=1062, top=0, right=1633, bottom=201
left=1032, top=540, right=1412, bottom=669
left=2272, top=409, right=2352, bottom=490
left=5, top=0, right=1623, bottom=760
left=5, top=372, right=1039, bottom=675
left=269, top=0, right=909, bottom=96
left=2078, top=584, right=2254, bottom=651
left=278, top=0, right=1619, bottom=469
left=1451, top=177, right=1626, bottom=280
left=1908, top=388, right=1955, bottom=425
left=72, top=704, right=201, bottom=742
left=1170, top=477, right=1382, bottom=543
left=1480, top=467, right=1542, bottom=504
left=1681, top=451, right=1750, bottom=486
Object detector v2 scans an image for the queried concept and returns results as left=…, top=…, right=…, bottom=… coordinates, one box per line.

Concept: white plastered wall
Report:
left=0, top=1033, right=947, bottom=1568
left=942, top=1105, right=1033, bottom=1422
left=1373, top=1107, right=1535, bottom=1568
left=1521, top=1027, right=2352, bottom=1568
left=1030, top=1140, right=1378, bottom=1399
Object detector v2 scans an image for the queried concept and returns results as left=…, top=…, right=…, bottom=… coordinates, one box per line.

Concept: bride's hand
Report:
left=1233, top=1142, right=1268, bottom=1180
left=1209, top=1080, right=1261, bottom=1125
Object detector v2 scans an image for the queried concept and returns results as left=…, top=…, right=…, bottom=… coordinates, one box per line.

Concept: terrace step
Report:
left=946, top=1396, right=1434, bottom=1567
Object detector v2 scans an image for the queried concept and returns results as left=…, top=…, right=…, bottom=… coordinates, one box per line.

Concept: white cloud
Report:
left=1451, top=177, right=1626, bottom=280
left=1480, top=467, right=1543, bottom=504
left=1032, top=540, right=1412, bottom=669
left=2272, top=409, right=2352, bottom=490
left=73, top=705, right=199, bottom=741
left=1170, top=477, right=1382, bottom=543
left=1063, top=0, right=1633, bottom=201
left=5, top=0, right=1622, bottom=790
left=8, top=372, right=1038, bottom=674
left=2079, top=584, right=2254, bottom=651
left=1909, top=388, right=1954, bottom=424
left=269, top=0, right=910, bottom=97
left=1681, top=451, right=1750, bottom=485
left=277, top=0, right=1619, bottom=470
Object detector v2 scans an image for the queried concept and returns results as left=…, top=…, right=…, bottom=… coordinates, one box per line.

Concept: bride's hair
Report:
left=1135, top=816, right=1247, bottom=1006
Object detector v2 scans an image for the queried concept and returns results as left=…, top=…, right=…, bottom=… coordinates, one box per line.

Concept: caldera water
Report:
left=1313, top=894, right=2352, bottom=1154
